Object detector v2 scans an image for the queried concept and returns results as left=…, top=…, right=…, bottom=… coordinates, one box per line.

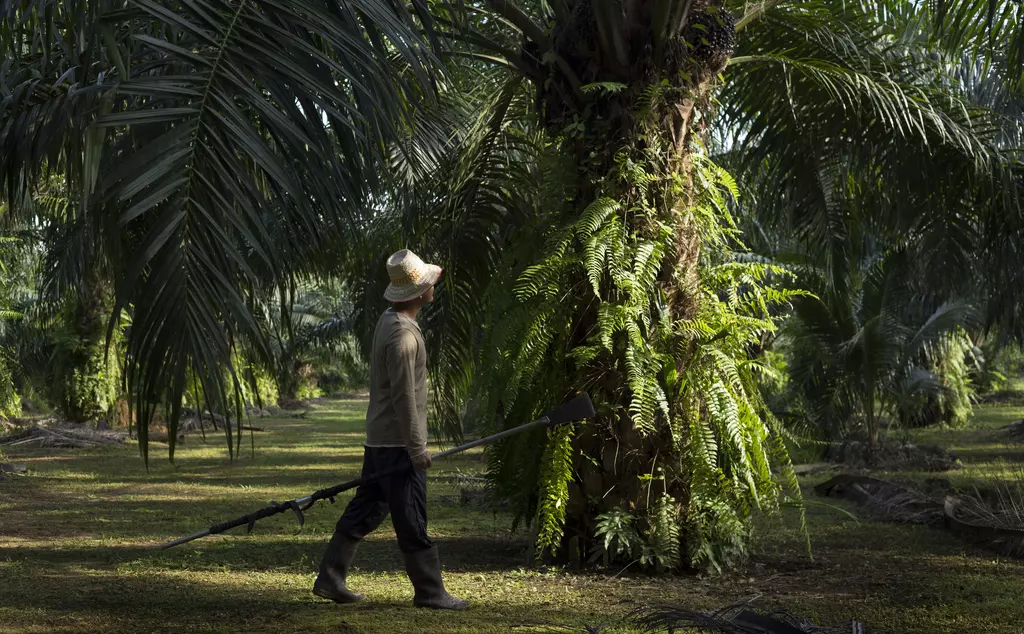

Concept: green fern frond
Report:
left=706, top=347, right=745, bottom=393
left=709, top=379, right=747, bottom=463
left=504, top=308, right=557, bottom=411
left=597, top=303, right=627, bottom=352
left=697, top=154, right=741, bottom=201
left=534, top=423, right=575, bottom=557
left=691, top=401, right=720, bottom=470
left=631, top=241, right=663, bottom=302
left=568, top=344, right=603, bottom=369
left=645, top=492, right=682, bottom=570
left=583, top=234, right=609, bottom=297
left=595, top=507, right=642, bottom=561
left=515, top=256, right=563, bottom=301
left=576, top=197, right=620, bottom=239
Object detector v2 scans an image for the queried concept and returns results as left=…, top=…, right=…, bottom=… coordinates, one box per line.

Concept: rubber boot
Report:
left=402, top=546, right=470, bottom=610
left=312, top=534, right=364, bottom=604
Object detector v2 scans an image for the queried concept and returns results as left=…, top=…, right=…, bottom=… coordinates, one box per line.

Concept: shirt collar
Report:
left=389, top=308, right=422, bottom=332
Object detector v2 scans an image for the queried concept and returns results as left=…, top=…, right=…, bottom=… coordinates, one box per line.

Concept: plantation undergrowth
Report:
left=1, top=399, right=1023, bottom=633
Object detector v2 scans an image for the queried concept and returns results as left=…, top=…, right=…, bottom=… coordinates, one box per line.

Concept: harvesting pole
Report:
left=156, top=393, right=596, bottom=550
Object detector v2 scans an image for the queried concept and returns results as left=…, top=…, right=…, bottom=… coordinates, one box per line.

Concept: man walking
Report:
left=312, top=249, right=469, bottom=611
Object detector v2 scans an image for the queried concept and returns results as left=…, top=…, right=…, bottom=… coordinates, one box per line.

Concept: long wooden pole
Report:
left=156, top=393, right=594, bottom=550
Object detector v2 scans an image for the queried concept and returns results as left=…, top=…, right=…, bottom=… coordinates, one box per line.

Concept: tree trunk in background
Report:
left=867, top=397, right=879, bottom=449
left=0, top=351, right=20, bottom=420
left=275, top=353, right=304, bottom=402
left=55, top=267, right=120, bottom=424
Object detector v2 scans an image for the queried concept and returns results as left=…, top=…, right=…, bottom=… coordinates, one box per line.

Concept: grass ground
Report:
left=2, top=399, right=1024, bottom=633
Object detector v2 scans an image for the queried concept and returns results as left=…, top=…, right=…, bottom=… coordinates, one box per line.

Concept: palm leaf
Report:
left=344, top=63, right=539, bottom=443
left=3, top=0, right=443, bottom=463
left=926, top=0, right=1024, bottom=90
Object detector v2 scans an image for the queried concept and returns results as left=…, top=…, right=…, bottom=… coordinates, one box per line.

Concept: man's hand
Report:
left=411, top=449, right=433, bottom=471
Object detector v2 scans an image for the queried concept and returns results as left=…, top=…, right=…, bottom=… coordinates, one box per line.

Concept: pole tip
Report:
left=547, top=392, right=596, bottom=426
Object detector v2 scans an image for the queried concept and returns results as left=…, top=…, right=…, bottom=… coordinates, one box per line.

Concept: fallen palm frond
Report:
left=871, top=490, right=946, bottom=525
left=0, top=421, right=126, bottom=448
left=818, top=473, right=1024, bottom=558
left=816, top=474, right=944, bottom=525
left=944, top=468, right=1024, bottom=557
left=1000, top=420, right=1024, bottom=443
left=633, top=599, right=870, bottom=633
left=944, top=496, right=1024, bottom=557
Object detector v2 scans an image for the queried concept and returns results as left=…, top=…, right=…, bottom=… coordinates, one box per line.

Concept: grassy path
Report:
left=2, top=399, right=1024, bottom=633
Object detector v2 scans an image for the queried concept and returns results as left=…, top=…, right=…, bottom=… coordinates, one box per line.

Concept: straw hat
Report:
left=383, top=249, right=443, bottom=303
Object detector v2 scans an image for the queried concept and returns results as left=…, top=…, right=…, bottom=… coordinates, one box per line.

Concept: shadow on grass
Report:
left=0, top=563, right=614, bottom=634
left=3, top=530, right=1022, bottom=634
left=1, top=535, right=530, bottom=574
left=0, top=471, right=511, bottom=558
left=3, top=437, right=486, bottom=489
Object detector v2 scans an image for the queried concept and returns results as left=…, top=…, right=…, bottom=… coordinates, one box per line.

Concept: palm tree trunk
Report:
left=55, top=268, right=120, bottom=424
left=0, top=352, right=20, bottom=419
left=866, top=392, right=878, bottom=449
left=525, top=0, right=738, bottom=567
left=561, top=100, right=707, bottom=560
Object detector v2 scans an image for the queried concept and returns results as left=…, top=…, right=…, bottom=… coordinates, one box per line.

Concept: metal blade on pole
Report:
left=155, top=393, right=595, bottom=550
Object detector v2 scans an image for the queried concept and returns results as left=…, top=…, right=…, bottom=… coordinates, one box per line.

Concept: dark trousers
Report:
left=333, top=446, right=433, bottom=554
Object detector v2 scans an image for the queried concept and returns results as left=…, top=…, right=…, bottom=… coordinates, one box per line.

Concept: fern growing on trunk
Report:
left=479, top=83, right=806, bottom=570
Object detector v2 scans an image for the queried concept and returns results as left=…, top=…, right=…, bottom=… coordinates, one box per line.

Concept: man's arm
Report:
left=385, top=328, right=430, bottom=466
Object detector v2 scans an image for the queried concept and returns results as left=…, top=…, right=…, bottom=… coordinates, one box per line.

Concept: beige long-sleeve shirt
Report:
left=364, top=309, right=429, bottom=457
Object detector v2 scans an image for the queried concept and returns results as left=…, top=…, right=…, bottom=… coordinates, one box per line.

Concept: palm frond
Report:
left=720, top=2, right=1022, bottom=275
left=721, top=1, right=1023, bottom=347
left=925, top=0, right=1024, bottom=90
left=343, top=62, right=539, bottom=444
left=3, top=0, right=443, bottom=462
